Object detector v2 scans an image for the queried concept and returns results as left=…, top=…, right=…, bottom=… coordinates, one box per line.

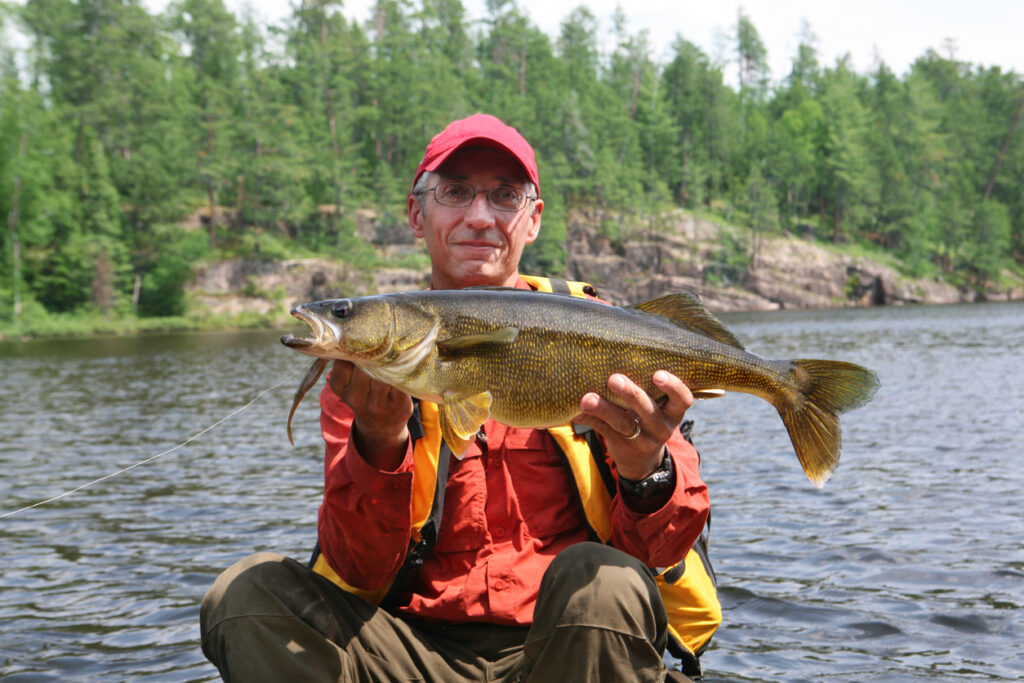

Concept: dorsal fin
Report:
left=627, top=292, right=744, bottom=349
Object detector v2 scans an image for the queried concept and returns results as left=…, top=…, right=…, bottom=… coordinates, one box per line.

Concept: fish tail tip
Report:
left=806, top=471, right=830, bottom=489
left=780, top=404, right=841, bottom=487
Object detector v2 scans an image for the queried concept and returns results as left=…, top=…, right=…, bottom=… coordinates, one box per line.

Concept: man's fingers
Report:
left=574, top=409, right=644, bottom=447
left=574, top=371, right=695, bottom=482
left=610, top=374, right=661, bottom=419
left=578, top=372, right=693, bottom=442
left=579, top=389, right=642, bottom=438
left=328, top=360, right=355, bottom=397
left=331, top=362, right=386, bottom=410
left=608, top=374, right=670, bottom=438
left=652, top=370, right=693, bottom=423
left=367, top=372, right=407, bottom=408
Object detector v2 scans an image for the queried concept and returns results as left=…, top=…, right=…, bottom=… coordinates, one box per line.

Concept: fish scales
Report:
left=282, top=288, right=880, bottom=486
left=425, top=291, right=788, bottom=423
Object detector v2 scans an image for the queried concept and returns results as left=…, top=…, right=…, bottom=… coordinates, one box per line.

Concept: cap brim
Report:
left=417, top=138, right=539, bottom=193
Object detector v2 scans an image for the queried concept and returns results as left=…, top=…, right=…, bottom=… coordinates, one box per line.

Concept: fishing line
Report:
left=0, top=366, right=306, bottom=520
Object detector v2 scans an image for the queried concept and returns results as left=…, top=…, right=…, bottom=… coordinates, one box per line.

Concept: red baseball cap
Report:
left=413, top=113, right=540, bottom=195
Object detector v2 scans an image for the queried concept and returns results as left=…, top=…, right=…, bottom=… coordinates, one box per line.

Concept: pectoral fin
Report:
left=440, top=390, right=493, bottom=459
left=437, top=327, right=519, bottom=358
left=691, top=388, right=726, bottom=399
left=287, top=358, right=329, bottom=446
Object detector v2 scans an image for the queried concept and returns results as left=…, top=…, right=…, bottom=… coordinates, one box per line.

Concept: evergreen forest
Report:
left=1, top=0, right=1022, bottom=329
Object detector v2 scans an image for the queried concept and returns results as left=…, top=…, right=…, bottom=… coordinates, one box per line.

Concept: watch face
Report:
left=639, top=471, right=673, bottom=498
left=620, top=453, right=675, bottom=499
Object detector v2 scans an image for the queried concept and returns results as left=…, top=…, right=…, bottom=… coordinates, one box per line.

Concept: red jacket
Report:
left=317, top=389, right=710, bottom=626
left=317, top=277, right=710, bottom=625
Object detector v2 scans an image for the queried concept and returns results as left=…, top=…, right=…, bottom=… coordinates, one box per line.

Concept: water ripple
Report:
left=2, top=306, right=1023, bottom=681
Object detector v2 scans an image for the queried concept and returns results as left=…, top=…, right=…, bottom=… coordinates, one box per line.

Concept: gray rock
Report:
left=185, top=209, right=1018, bottom=318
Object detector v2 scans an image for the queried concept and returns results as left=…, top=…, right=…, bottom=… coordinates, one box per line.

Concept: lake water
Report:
left=1, top=302, right=1021, bottom=681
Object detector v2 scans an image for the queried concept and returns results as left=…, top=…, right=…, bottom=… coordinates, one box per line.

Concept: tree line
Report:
left=1, top=0, right=1021, bottom=321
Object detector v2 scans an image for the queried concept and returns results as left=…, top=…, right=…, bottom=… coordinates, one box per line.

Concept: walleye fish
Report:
left=281, top=288, right=879, bottom=486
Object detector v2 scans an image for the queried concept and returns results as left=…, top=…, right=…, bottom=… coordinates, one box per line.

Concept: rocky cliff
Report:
left=188, top=258, right=428, bottom=318
left=187, top=209, right=1022, bottom=318
left=561, top=209, right=1007, bottom=311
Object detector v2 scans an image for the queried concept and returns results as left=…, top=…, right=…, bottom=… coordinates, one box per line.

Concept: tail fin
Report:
left=779, top=359, right=880, bottom=487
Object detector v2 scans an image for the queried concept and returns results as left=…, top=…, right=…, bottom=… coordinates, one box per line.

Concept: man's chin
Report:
left=453, top=264, right=515, bottom=288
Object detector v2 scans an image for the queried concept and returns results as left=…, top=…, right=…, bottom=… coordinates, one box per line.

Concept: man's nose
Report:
left=464, top=191, right=495, bottom=229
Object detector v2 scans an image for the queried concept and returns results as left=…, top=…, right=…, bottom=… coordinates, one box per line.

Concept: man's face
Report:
left=408, top=146, right=543, bottom=290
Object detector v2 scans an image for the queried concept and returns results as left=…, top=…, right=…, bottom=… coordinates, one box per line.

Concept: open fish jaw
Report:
left=282, top=304, right=341, bottom=351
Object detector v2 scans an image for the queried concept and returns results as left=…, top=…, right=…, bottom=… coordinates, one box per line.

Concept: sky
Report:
left=224, top=0, right=1023, bottom=85
left=5, top=0, right=1020, bottom=87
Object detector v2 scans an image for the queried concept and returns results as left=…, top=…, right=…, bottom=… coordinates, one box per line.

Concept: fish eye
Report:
left=331, top=300, right=352, bottom=318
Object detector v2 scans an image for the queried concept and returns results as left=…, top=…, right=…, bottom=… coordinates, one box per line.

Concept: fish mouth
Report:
left=281, top=304, right=340, bottom=353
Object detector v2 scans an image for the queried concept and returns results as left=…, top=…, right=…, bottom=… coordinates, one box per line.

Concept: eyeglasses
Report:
left=416, top=181, right=536, bottom=212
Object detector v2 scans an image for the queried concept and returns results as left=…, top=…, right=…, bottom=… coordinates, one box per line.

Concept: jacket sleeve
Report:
left=609, top=429, right=709, bottom=568
left=316, top=379, right=416, bottom=590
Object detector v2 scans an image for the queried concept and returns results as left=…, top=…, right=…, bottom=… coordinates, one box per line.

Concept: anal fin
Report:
left=691, top=388, right=726, bottom=399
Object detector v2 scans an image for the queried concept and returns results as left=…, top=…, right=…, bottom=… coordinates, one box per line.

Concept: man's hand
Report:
left=573, top=370, right=693, bottom=481
left=328, top=360, right=414, bottom=470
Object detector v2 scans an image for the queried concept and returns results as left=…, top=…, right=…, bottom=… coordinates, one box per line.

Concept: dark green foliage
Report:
left=26, top=238, right=96, bottom=312
left=968, top=200, right=1011, bottom=286
left=137, top=228, right=208, bottom=317
left=1, top=1, right=1022, bottom=326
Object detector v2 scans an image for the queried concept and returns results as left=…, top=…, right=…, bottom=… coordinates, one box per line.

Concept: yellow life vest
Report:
left=311, top=275, right=722, bottom=671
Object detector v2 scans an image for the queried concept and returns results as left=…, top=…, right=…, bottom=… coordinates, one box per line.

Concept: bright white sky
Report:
left=228, top=0, right=1023, bottom=84
left=5, top=0, right=1019, bottom=85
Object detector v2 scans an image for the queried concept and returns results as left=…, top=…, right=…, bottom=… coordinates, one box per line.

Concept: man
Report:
left=201, top=114, right=717, bottom=682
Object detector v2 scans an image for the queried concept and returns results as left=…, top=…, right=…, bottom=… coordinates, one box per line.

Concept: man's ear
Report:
left=408, top=193, right=425, bottom=239
left=524, top=199, right=543, bottom=244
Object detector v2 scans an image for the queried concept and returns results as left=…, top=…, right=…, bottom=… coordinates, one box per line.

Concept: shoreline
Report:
left=4, top=288, right=1022, bottom=343
left=4, top=211, right=1022, bottom=341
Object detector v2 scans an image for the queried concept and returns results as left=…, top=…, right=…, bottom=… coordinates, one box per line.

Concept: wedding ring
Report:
left=624, top=418, right=642, bottom=440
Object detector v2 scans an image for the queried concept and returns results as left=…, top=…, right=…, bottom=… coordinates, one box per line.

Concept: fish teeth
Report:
left=290, top=305, right=338, bottom=346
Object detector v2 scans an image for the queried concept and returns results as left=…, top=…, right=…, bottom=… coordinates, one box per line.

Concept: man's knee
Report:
left=524, top=543, right=669, bottom=680
left=201, top=552, right=291, bottom=637
left=547, top=542, right=649, bottom=577
left=538, top=542, right=666, bottom=635
left=544, top=542, right=658, bottom=600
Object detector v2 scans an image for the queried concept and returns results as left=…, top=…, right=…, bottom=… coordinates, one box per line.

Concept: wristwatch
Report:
left=618, top=450, right=675, bottom=500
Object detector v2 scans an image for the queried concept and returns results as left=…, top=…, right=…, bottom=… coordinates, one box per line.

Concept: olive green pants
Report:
left=200, top=542, right=676, bottom=682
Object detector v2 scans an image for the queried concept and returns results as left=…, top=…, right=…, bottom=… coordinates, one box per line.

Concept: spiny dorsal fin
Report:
left=437, top=327, right=519, bottom=356
left=627, top=292, right=744, bottom=349
left=440, top=390, right=493, bottom=459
